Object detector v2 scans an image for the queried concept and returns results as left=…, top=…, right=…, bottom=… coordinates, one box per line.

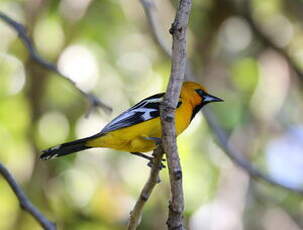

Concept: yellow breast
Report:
left=87, top=101, right=193, bottom=153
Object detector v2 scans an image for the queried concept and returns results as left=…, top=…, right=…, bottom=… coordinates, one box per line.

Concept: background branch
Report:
left=127, top=146, right=164, bottom=230
left=0, top=163, right=56, bottom=230
left=0, top=11, right=112, bottom=114
left=139, top=0, right=303, bottom=195
left=140, top=0, right=172, bottom=57
left=160, top=0, right=192, bottom=229
left=203, top=109, right=303, bottom=195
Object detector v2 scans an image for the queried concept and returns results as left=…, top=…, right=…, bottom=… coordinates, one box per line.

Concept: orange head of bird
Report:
left=181, top=81, right=223, bottom=120
left=181, top=81, right=223, bottom=105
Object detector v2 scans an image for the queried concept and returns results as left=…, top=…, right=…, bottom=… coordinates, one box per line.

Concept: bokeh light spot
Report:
left=38, top=111, right=70, bottom=146
left=219, top=17, right=252, bottom=53
left=58, top=45, right=99, bottom=91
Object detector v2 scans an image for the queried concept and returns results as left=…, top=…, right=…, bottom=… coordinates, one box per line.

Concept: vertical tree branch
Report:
left=0, top=163, right=56, bottom=230
left=139, top=0, right=303, bottom=195
left=127, top=146, right=164, bottom=230
left=160, top=0, right=192, bottom=229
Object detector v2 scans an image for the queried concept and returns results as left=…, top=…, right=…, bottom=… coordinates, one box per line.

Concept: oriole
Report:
left=40, top=81, right=222, bottom=161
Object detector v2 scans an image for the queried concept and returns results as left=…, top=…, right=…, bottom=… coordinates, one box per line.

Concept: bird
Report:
left=40, top=81, right=223, bottom=163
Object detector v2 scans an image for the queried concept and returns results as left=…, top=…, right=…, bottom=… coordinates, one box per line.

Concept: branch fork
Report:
left=139, top=0, right=303, bottom=195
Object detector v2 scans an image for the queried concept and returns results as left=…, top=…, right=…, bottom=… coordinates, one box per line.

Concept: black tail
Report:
left=40, top=136, right=93, bottom=160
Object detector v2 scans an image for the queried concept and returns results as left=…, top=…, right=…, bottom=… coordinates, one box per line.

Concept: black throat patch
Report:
left=190, top=102, right=204, bottom=121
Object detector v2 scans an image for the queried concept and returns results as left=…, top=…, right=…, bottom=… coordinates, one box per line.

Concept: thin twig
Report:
left=139, top=0, right=303, bottom=195
left=203, top=109, right=303, bottom=195
left=140, top=0, right=172, bottom=56
left=127, top=146, right=164, bottom=230
left=0, top=12, right=112, bottom=114
left=160, top=0, right=192, bottom=229
left=0, top=163, right=56, bottom=230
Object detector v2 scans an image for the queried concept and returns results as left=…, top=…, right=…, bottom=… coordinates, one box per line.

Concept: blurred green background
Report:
left=1, top=0, right=303, bottom=229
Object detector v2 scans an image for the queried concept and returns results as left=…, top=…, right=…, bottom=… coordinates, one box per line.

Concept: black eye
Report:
left=195, top=89, right=206, bottom=97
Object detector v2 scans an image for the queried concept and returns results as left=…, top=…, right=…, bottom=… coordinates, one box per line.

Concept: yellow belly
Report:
left=87, top=103, right=192, bottom=153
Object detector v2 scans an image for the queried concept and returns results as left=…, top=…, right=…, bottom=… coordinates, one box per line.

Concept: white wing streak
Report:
left=100, top=93, right=164, bottom=134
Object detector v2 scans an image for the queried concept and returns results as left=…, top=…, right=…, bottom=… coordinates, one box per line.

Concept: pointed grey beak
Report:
left=195, top=89, right=223, bottom=104
left=203, top=93, right=223, bottom=103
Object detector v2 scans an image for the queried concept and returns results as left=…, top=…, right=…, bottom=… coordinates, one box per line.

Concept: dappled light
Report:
left=0, top=0, right=303, bottom=229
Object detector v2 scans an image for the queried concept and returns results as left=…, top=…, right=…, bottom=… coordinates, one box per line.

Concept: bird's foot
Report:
left=130, top=152, right=165, bottom=170
left=143, top=137, right=162, bottom=145
left=148, top=151, right=166, bottom=169
left=147, top=160, right=166, bottom=170
left=130, top=152, right=153, bottom=161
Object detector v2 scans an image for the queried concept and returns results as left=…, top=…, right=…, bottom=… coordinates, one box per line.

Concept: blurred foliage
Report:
left=0, top=0, right=303, bottom=229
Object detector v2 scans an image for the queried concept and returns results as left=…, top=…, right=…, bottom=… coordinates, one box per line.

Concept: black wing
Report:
left=100, top=93, right=181, bottom=134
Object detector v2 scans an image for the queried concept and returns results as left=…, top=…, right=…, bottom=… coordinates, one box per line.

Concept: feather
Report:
left=100, top=93, right=182, bottom=134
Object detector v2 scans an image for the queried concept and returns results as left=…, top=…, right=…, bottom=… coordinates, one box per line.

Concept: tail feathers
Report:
left=40, top=137, right=93, bottom=160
